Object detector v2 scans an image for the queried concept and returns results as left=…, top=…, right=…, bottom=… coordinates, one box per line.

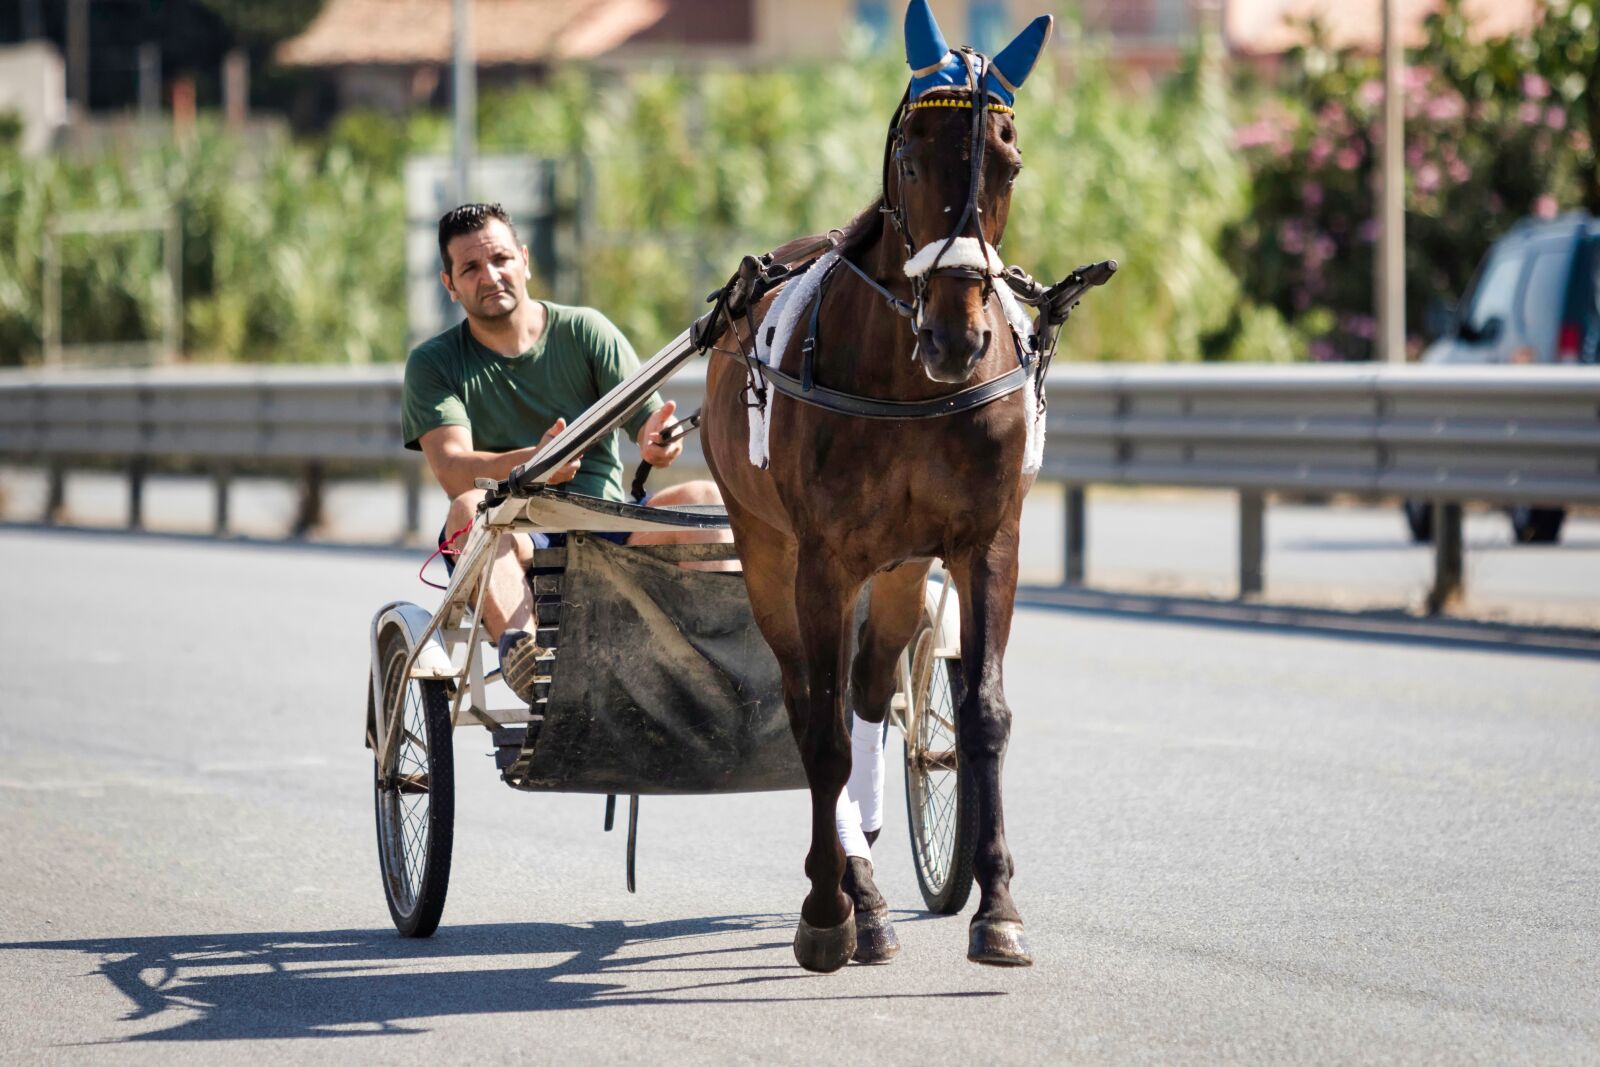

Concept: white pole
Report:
left=452, top=0, right=475, bottom=206
left=1379, top=0, right=1406, bottom=363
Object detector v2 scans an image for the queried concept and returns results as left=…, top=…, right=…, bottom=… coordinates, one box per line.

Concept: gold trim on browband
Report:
left=906, top=99, right=1014, bottom=114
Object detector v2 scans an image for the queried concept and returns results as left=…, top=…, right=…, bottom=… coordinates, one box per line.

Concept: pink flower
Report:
left=1309, top=137, right=1333, bottom=166
left=1519, top=102, right=1543, bottom=125
left=1415, top=162, right=1441, bottom=194
left=1310, top=234, right=1337, bottom=264
left=1535, top=194, right=1558, bottom=218
left=1424, top=94, right=1465, bottom=122
left=1522, top=72, right=1550, bottom=100
left=1302, top=181, right=1324, bottom=208
left=1357, top=80, right=1384, bottom=108
left=1447, top=158, right=1470, bottom=182
left=1279, top=220, right=1306, bottom=254
left=1405, top=143, right=1425, bottom=168
left=1488, top=192, right=1505, bottom=212
left=1232, top=119, right=1279, bottom=149
left=1358, top=219, right=1381, bottom=243
left=1403, top=66, right=1430, bottom=94
left=1545, top=105, right=1567, bottom=129
left=1335, top=144, right=1364, bottom=170
left=1573, top=130, right=1592, bottom=153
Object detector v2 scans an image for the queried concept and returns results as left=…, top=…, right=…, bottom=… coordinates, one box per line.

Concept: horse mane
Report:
left=832, top=199, right=886, bottom=261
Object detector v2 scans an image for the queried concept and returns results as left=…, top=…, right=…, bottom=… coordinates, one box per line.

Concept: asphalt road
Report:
left=1, top=529, right=1597, bottom=1064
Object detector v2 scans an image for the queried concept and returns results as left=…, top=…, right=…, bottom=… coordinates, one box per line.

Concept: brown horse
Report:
left=702, top=2, right=1057, bottom=971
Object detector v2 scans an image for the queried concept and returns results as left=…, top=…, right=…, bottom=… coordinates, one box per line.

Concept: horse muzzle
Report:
left=917, top=324, right=991, bottom=383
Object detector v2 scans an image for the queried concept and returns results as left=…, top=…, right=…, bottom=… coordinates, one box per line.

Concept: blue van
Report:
left=1405, top=212, right=1599, bottom=543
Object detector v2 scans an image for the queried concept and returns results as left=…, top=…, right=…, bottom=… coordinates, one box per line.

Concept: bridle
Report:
left=840, top=48, right=1012, bottom=339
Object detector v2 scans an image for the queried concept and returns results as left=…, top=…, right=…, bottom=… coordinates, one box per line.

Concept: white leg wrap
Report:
left=835, top=710, right=886, bottom=860
left=836, top=789, right=872, bottom=861
left=848, top=711, right=886, bottom=833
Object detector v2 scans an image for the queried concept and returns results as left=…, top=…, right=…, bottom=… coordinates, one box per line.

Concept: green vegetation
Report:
left=1225, top=0, right=1597, bottom=360
left=1, top=3, right=1589, bottom=366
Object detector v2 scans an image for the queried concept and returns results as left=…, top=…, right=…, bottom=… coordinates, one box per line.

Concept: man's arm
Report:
left=418, top=423, right=581, bottom=499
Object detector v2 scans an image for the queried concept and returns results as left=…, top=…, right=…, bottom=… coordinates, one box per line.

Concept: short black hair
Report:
left=438, top=203, right=520, bottom=273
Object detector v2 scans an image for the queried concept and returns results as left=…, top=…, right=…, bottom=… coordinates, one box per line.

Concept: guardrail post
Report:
left=1063, top=485, right=1086, bottom=587
left=1428, top=499, right=1464, bottom=613
left=402, top=462, right=422, bottom=543
left=213, top=464, right=231, bottom=536
left=1238, top=491, right=1264, bottom=599
left=293, top=462, right=324, bottom=539
left=44, top=463, right=66, bottom=524
left=127, top=458, right=146, bottom=531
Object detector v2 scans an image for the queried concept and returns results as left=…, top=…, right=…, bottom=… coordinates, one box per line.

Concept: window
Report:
left=969, top=1, right=1009, bottom=54
left=1517, top=248, right=1568, bottom=356
left=1461, top=249, right=1525, bottom=338
left=855, top=0, right=891, bottom=51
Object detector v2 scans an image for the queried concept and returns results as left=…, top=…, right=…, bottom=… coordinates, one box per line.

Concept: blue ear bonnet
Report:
left=904, top=0, right=1053, bottom=108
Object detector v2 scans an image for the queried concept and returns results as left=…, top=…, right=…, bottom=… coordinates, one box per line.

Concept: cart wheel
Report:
left=904, top=646, right=976, bottom=914
left=373, top=630, right=454, bottom=937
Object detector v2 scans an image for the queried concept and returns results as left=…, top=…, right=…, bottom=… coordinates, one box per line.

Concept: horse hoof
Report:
left=967, top=919, right=1033, bottom=967
left=852, top=905, right=901, bottom=965
left=794, top=904, right=856, bottom=973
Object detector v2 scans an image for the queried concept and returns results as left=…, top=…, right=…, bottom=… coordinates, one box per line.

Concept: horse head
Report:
left=891, top=0, right=1052, bottom=383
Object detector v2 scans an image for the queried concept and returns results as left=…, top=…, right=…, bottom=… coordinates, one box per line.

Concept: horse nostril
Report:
left=917, top=329, right=941, bottom=360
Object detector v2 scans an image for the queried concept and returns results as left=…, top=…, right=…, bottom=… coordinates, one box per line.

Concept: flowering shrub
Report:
left=1224, top=0, right=1596, bottom=360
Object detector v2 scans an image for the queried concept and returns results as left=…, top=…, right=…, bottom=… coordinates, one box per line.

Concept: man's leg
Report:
left=629, top=479, right=736, bottom=570
left=446, top=490, right=545, bottom=703
left=445, top=489, right=536, bottom=642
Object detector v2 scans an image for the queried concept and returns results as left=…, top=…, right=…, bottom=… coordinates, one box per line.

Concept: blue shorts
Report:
left=437, top=489, right=648, bottom=577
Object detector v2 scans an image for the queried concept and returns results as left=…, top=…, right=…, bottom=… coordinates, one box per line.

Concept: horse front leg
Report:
left=950, top=530, right=1031, bottom=966
left=790, top=557, right=863, bottom=973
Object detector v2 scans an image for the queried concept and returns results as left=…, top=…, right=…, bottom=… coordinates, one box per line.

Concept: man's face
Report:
left=441, top=220, right=530, bottom=320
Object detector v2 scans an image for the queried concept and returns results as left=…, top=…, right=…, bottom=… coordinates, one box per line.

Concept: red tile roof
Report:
left=276, top=0, right=668, bottom=67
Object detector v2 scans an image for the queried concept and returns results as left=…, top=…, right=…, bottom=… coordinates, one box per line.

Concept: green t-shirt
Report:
left=401, top=302, right=662, bottom=502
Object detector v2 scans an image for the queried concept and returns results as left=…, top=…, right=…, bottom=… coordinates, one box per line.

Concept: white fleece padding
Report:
left=994, top=280, right=1045, bottom=474
left=903, top=237, right=1004, bottom=279
left=835, top=710, right=885, bottom=860
left=746, top=249, right=840, bottom=468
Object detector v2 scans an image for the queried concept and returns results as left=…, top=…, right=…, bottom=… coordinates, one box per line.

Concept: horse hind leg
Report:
left=837, top=713, right=899, bottom=963
left=833, top=562, right=928, bottom=964
left=848, top=561, right=932, bottom=725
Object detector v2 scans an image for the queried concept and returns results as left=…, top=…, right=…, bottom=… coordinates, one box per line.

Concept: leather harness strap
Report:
left=756, top=361, right=1029, bottom=421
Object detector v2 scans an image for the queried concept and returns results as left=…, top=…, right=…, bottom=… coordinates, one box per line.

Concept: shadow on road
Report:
left=3, top=913, right=994, bottom=1043
left=1015, top=585, right=1600, bottom=659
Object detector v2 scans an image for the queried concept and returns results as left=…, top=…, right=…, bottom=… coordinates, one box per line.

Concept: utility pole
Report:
left=452, top=0, right=475, bottom=206
left=1378, top=0, right=1406, bottom=362
left=67, top=0, right=89, bottom=116
left=137, top=44, right=160, bottom=122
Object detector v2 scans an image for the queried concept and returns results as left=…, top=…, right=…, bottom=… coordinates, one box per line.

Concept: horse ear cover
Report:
left=904, top=0, right=966, bottom=99
left=983, top=15, right=1053, bottom=106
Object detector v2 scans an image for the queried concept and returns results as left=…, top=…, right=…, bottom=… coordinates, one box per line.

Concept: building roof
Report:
left=1225, top=0, right=1543, bottom=54
left=276, top=0, right=669, bottom=67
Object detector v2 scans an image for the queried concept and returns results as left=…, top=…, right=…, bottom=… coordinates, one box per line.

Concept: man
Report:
left=402, top=203, right=724, bottom=703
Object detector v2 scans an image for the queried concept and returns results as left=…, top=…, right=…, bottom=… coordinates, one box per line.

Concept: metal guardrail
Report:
left=2, top=363, right=1597, bottom=606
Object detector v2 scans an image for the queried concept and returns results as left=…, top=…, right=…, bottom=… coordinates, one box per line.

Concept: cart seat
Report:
left=517, top=488, right=731, bottom=535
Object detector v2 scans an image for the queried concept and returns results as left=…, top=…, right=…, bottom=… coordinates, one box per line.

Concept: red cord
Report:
left=418, top=519, right=475, bottom=590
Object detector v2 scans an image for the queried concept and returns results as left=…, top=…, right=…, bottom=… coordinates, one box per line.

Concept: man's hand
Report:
left=539, top=418, right=583, bottom=485
left=638, top=401, right=684, bottom=468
